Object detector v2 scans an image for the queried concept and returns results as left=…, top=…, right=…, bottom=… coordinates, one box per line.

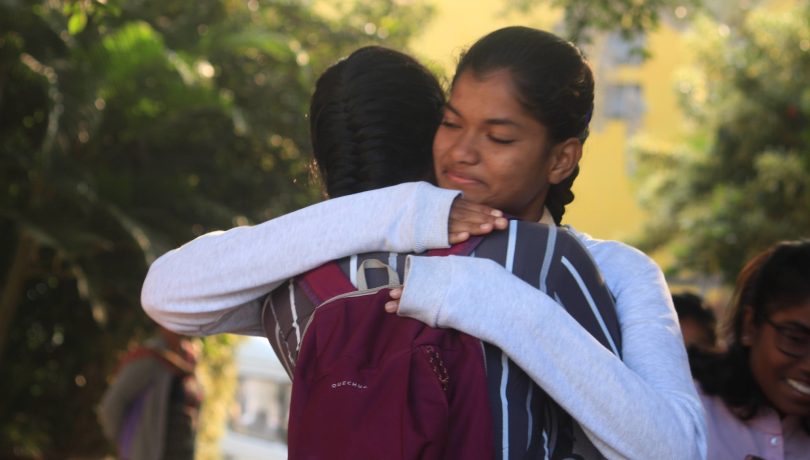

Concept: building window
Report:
left=604, top=32, right=646, bottom=66
left=603, top=83, right=645, bottom=132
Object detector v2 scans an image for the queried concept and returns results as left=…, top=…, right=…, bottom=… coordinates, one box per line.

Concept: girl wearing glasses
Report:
left=691, top=239, right=810, bottom=459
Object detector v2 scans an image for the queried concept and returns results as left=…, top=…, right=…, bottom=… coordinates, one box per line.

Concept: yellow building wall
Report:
left=566, top=120, right=647, bottom=241
left=409, top=1, right=560, bottom=72
left=568, top=24, right=693, bottom=243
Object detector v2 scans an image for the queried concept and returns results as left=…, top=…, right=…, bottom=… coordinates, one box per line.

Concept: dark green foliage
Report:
left=503, top=0, right=702, bottom=50
left=631, top=4, right=810, bottom=283
left=0, top=0, right=431, bottom=456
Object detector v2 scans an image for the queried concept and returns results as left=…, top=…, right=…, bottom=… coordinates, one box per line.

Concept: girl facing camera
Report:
left=691, top=240, right=810, bottom=459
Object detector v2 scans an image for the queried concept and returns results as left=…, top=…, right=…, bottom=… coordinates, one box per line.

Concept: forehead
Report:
left=448, top=69, right=546, bottom=134
left=449, top=70, right=526, bottom=114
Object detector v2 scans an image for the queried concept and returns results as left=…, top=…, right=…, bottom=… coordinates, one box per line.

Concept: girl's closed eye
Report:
left=440, top=119, right=461, bottom=129
left=488, top=134, right=515, bottom=145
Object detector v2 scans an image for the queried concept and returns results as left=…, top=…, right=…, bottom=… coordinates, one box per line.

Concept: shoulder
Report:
left=695, top=382, right=738, bottom=439
left=695, top=380, right=726, bottom=417
left=564, top=225, right=659, bottom=275
left=511, top=221, right=588, bottom=254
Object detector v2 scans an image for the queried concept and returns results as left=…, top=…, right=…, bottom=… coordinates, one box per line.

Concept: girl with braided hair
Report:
left=385, top=26, right=705, bottom=458
left=308, top=46, right=444, bottom=199
left=144, top=29, right=705, bottom=459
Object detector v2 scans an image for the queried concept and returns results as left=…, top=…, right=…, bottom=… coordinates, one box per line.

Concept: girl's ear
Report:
left=547, top=138, right=583, bottom=185
left=741, top=306, right=756, bottom=346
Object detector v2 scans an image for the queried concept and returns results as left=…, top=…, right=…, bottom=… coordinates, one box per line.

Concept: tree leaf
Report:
left=67, top=12, right=87, bottom=35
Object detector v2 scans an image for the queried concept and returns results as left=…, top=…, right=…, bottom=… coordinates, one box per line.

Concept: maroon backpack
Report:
left=287, top=238, right=492, bottom=460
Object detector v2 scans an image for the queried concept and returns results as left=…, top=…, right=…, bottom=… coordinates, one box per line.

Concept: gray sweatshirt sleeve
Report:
left=397, top=249, right=706, bottom=460
left=141, top=182, right=459, bottom=336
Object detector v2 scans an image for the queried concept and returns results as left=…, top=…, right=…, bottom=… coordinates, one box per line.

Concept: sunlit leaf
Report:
left=67, top=12, right=87, bottom=35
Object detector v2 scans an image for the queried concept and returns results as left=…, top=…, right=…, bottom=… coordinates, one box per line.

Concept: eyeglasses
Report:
left=764, top=316, right=810, bottom=359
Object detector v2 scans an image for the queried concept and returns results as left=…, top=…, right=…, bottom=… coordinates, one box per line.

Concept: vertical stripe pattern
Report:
left=499, top=353, right=510, bottom=457
left=561, top=256, right=620, bottom=356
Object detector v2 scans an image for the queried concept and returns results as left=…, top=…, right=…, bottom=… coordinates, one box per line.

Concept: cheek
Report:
left=499, top=148, right=547, bottom=185
left=749, top=338, right=788, bottom=386
left=488, top=158, right=542, bottom=201
left=432, top=129, right=452, bottom=158
left=484, top=155, right=521, bottom=186
left=748, top=344, right=775, bottom=401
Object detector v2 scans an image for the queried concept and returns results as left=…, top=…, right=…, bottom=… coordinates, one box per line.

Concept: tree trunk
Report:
left=0, top=227, right=37, bottom=366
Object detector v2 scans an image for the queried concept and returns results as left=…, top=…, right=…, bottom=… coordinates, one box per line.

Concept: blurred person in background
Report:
left=98, top=325, right=203, bottom=460
left=673, top=291, right=718, bottom=350
left=690, top=240, right=810, bottom=459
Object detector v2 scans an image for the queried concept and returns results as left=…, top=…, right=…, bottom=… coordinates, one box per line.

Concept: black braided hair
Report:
left=309, top=46, right=445, bottom=198
left=453, top=27, right=594, bottom=224
left=545, top=165, right=579, bottom=225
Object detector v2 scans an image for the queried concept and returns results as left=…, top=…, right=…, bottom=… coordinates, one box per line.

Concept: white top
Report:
left=698, top=384, right=809, bottom=460
left=141, top=181, right=707, bottom=460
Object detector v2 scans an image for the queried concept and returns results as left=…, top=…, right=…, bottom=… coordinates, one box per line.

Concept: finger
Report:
left=449, top=207, right=496, bottom=231
left=389, top=288, right=403, bottom=299
left=456, top=196, right=503, bottom=215
left=448, top=231, right=470, bottom=244
left=448, top=198, right=508, bottom=239
left=492, top=216, right=508, bottom=230
left=450, top=202, right=506, bottom=226
left=452, top=197, right=503, bottom=218
left=384, top=300, right=399, bottom=313
left=449, top=217, right=504, bottom=237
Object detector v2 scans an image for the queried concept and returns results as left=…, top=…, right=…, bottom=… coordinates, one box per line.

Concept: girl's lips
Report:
left=443, top=170, right=482, bottom=186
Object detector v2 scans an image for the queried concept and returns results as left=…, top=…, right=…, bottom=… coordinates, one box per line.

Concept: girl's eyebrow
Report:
left=445, top=102, right=522, bottom=128
left=444, top=103, right=462, bottom=117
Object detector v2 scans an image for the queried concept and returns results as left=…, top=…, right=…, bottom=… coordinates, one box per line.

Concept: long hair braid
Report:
left=546, top=165, right=579, bottom=225
left=310, top=46, right=444, bottom=198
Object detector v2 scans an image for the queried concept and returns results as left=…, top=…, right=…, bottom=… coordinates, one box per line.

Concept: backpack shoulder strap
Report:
left=298, top=262, right=354, bottom=305
left=299, top=235, right=486, bottom=305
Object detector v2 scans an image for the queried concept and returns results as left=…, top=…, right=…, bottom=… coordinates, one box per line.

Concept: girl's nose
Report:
left=448, top=131, right=480, bottom=165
